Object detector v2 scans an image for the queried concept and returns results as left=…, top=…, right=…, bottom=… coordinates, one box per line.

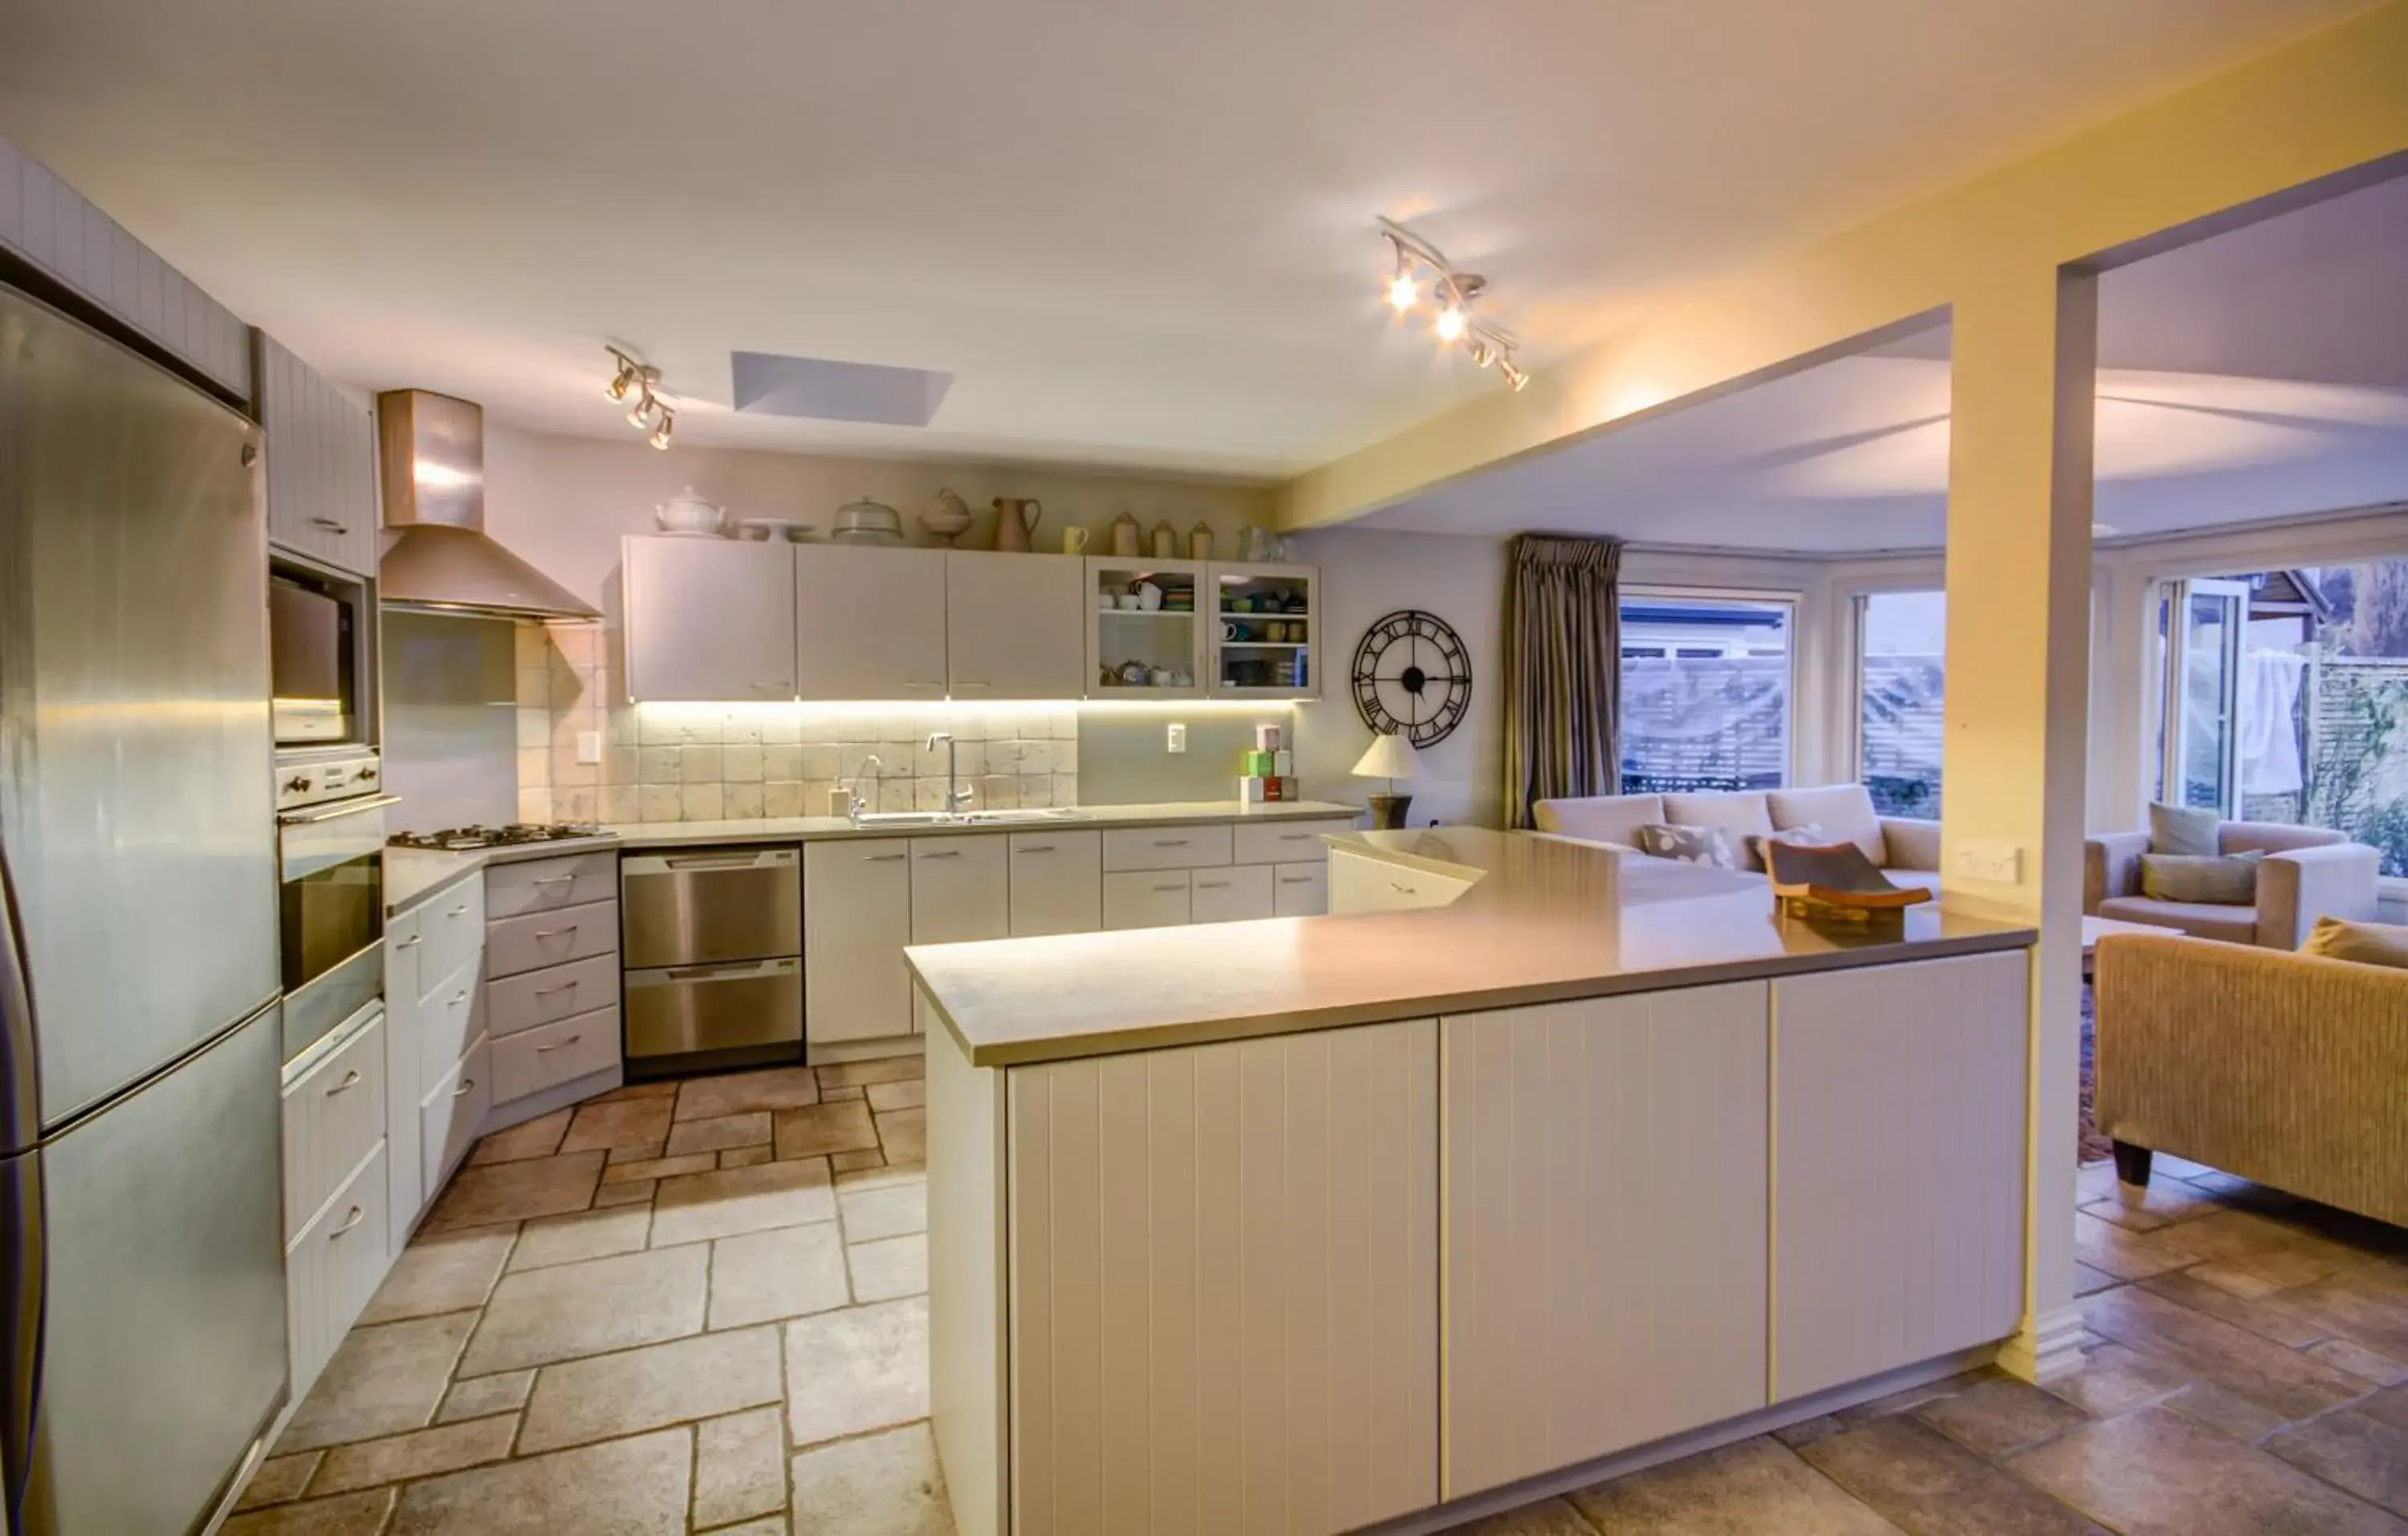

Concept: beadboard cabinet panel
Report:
left=258, top=335, right=378, bottom=575
left=1008, top=1019, right=1438, bottom=1536
left=1441, top=985, right=1770, bottom=1497
left=1772, top=952, right=2029, bottom=1400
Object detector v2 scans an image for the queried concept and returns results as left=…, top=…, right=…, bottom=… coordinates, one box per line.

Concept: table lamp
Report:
left=1351, top=731, right=1423, bottom=830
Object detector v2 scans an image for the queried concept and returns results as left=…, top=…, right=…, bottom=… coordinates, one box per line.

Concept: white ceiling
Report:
left=0, top=0, right=2371, bottom=479
left=1361, top=173, right=2408, bottom=551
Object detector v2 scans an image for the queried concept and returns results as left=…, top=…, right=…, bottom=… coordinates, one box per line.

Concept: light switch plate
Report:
left=1167, top=723, right=1186, bottom=754
left=1953, top=840, right=2022, bottom=884
left=576, top=730, right=603, bottom=765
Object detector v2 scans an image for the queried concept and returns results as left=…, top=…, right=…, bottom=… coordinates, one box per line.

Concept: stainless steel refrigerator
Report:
left=0, top=282, right=288, bottom=1533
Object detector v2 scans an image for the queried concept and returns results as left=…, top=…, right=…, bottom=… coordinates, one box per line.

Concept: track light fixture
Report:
left=1374, top=217, right=1527, bottom=391
left=604, top=345, right=677, bottom=448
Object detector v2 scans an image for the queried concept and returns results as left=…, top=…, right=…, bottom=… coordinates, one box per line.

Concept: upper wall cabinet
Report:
left=1208, top=562, right=1319, bottom=701
left=258, top=337, right=379, bottom=577
left=0, top=137, right=253, bottom=401
left=624, top=537, right=799, bottom=703
left=944, top=551, right=1085, bottom=701
left=795, top=545, right=950, bottom=701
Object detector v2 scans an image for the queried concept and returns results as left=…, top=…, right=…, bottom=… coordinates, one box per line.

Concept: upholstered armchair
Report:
left=2084, top=820, right=2380, bottom=949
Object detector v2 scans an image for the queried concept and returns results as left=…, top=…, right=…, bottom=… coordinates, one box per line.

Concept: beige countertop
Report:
left=600, top=798, right=1361, bottom=849
left=906, top=825, right=2037, bottom=1068
left=384, top=835, right=620, bottom=918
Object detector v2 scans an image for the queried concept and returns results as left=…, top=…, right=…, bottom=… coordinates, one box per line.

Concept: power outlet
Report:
left=576, top=730, right=603, bottom=765
left=1952, top=840, right=2023, bottom=884
left=1166, top=722, right=1187, bottom=754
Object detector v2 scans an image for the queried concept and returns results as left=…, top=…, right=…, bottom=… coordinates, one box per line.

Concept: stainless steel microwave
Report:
left=269, top=559, right=372, bottom=749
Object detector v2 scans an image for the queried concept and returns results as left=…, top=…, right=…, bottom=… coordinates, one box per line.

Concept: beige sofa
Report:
left=2084, top=820, right=2379, bottom=949
left=2094, top=932, right=2408, bottom=1225
left=1532, top=785, right=1942, bottom=891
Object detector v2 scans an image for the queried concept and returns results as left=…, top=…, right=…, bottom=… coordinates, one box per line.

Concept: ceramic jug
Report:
left=992, top=497, right=1043, bottom=553
left=1110, top=512, right=1142, bottom=558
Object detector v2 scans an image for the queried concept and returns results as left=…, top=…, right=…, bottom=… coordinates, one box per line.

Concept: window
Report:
left=1618, top=593, right=1795, bottom=794
left=1857, top=591, right=1946, bottom=817
left=2155, top=562, right=2408, bottom=877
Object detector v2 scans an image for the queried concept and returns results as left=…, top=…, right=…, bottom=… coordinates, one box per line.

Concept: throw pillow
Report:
left=1631, top=823, right=1737, bottom=869
left=1747, top=823, right=1833, bottom=862
left=2148, top=801, right=2220, bottom=857
left=2300, top=916, right=2408, bottom=969
left=2138, top=850, right=2262, bottom=904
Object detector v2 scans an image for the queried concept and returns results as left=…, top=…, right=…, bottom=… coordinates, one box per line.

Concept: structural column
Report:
left=1939, top=261, right=2097, bottom=1383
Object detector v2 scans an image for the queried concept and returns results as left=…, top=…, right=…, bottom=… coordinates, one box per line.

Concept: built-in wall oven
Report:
left=276, top=752, right=395, bottom=1067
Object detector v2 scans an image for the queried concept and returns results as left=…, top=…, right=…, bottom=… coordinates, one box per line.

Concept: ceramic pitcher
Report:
left=992, top=497, right=1043, bottom=553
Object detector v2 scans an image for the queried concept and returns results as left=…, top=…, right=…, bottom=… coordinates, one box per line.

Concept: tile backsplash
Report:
left=515, top=624, right=1077, bottom=824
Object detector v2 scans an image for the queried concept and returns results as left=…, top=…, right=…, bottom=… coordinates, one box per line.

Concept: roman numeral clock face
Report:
left=1350, top=610, right=1471, bottom=747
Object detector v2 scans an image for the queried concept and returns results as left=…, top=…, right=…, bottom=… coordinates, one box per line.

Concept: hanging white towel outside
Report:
left=2240, top=649, right=2307, bottom=795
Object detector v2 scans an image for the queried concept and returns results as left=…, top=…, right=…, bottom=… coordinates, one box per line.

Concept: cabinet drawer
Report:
left=1103, top=870, right=1191, bottom=930
left=486, top=952, right=620, bottom=1039
left=1190, top=863, right=1274, bottom=924
left=282, top=1009, right=387, bottom=1242
left=492, top=1006, right=620, bottom=1103
left=1009, top=829, right=1102, bottom=937
left=1232, top=817, right=1356, bottom=867
left=486, top=899, right=618, bottom=979
left=417, top=953, right=486, bottom=1084
left=417, top=880, right=486, bottom=1000
left=486, top=851, right=619, bottom=920
left=1273, top=860, right=1329, bottom=916
left=384, top=908, right=423, bottom=1015
left=421, top=1034, right=491, bottom=1200
left=1101, top=824, right=1234, bottom=872
left=286, top=1140, right=391, bottom=1404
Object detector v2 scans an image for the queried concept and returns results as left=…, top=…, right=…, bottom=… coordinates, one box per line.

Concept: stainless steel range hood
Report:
left=376, top=390, right=598, bottom=620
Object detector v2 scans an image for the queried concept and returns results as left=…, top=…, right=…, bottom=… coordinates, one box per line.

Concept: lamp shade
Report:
left=1351, top=732, right=1423, bottom=781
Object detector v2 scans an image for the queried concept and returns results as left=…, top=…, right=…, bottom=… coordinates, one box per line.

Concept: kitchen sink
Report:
left=851, top=807, right=1094, bottom=828
left=962, top=807, right=1093, bottom=824
left=852, top=811, right=955, bottom=827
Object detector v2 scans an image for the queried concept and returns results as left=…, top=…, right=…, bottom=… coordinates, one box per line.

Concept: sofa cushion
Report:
left=2220, top=821, right=2348, bottom=856
left=1630, top=823, right=1739, bottom=868
left=1663, top=791, right=1777, bottom=872
left=1767, top=785, right=1886, bottom=866
left=2301, top=916, right=2408, bottom=969
left=2097, top=895, right=2260, bottom=946
left=2149, top=801, right=2220, bottom=856
left=1531, top=793, right=1664, bottom=847
left=2138, top=851, right=2262, bottom=904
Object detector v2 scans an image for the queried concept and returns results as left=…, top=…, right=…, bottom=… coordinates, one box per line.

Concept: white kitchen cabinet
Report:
left=1231, top=817, right=1354, bottom=867
left=623, top=536, right=797, bottom=703
left=1087, top=556, right=1208, bottom=698
left=418, top=879, right=486, bottom=1000
left=420, top=1033, right=490, bottom=1200
left=1100, top=824, right=1233, bottom=872
left=280, top=1010, right=388, bottom=1245
left=1441, top=986, right=1770, bottom=1497
left=946, top=551, right=1086, bottom=700
left=485, top=898, right=617, bottom=979
left=285, top=1141, right=390, bottom=1408
left=1771, top=953, right=2028, bottom=1400
left=1102, top=870, right=1190, bottom=929
left=258, top=335, right=379, bottom=576
left=382, top=908, right=425, bottom=1254
left=1190, top=863, right=1273, bottom=923
left=1008, top=830, right=1101, bottom=937
left=490, top=1005, right=622, bottom=1103
left=416, top=954, right=485, bottom=1099
left=911, top=835, right=1011, bottom=1034
left=1004, top=1019, right=1438, bottom=1535
left=1328, top=848, right=1475, bottom=913
left=1207, top=561, right=1319, bottom=701
left=1273, top=860, right=1328, bottom=916
left=795, top=546, right=950, bottom=701
left=805, top=839, right=917, bottom=1043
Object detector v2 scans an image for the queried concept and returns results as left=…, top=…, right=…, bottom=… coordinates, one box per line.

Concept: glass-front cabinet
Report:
left=1088, top=557, right=1208, bottom=699
left=1208, top=561, right=1319, bottom=701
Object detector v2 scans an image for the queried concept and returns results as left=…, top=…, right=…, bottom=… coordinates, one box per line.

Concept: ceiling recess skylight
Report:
left=730, top=351, right=955, bottom=428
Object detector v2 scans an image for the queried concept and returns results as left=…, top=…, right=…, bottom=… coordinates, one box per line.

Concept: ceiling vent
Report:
left=730, top=351, right=954, bottom=428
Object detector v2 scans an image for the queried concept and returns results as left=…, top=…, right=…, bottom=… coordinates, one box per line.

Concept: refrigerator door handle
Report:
left=0, top=836, right=47, bottom=1533
left=0, top=837, right=39, bottom=1157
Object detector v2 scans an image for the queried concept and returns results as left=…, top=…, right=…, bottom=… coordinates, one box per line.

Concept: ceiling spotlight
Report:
left=1373, top=217, right=1523, bottom=391
left=1466, top=340, right=1494, bottom=368
left=605, top=358, right=638, bottom=402
left=627, top=393, right=657, bottom=429
left=1499, top=359, right=1529, bottom=392
left=649, top=410, right=673, bottom=450
left=1434, top=303, right=1466, bottom=343
left=603, top=346, right=674, bottom=446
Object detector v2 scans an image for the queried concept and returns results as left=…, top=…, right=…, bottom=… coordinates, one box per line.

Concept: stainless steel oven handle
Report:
left=276, top=792, right=404, bottom=826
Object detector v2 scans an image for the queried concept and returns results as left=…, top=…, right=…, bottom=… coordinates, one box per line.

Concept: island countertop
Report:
left=906, top=825, right=2036, bottom=1067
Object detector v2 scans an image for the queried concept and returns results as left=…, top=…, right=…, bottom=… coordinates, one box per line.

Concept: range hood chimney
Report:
left=376, top=390, right=598, bottom=621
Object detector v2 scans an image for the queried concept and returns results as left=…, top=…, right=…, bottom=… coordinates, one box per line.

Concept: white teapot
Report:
left=656, top=486, right=726, bottom=535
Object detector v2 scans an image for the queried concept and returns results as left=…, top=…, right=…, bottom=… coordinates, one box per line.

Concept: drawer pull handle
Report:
left=534, top=925, right=579, bottom=939
left=329, top=1205, right=365, bottom=1237
left=1280, top=833, right=1313, bottom=841
left=1153, top=882, right=1184, bottom=892
left=1280, top=876, right=1314, bottom=884
left=1153, top=839, right=1189, bottom=847
left=449, top=991, right=470, bottom=1006
left=535, top=1034, right=583, bottom=1053
left=448, top=904, right=469, bottom=916
left=393, top=934, right=422, bottom=949
left=454, top=1077, right=476, bottom=1097
left=1389, top=882, right=1416, bottom=894
left=1198, top=880, right=1228, bottom=889
left=864, top=853, right=908, bottom=863
left=535, top=981, right=580, bottom=997
left=310, top=516, right=350, bottom=534
left=325, top=1069, right=363, bottom=1096
left=919, top=850, right=961, bottom=860
left=1018, top=844, right=1053, bottom=854
left=528, top=874, right=577, bottom=886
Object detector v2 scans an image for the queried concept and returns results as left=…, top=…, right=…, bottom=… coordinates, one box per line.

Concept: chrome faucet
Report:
left=927, top=732, right=974, bottom=816
left=843, top=754, right=883, bottom=826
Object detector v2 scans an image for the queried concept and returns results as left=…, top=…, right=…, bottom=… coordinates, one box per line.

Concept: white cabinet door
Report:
left=1771, top=953, right=2028, bottom=1400
left=1272, top=860, right=1328, bottom=916
left=911, top=835, right=1010, bottom=1035
left=795, top=546, right=950, bottom=701
left=259, top=335, right=379, bottom=576
left=383, top=910, right=425, bottom=1250
left=285, top=1140, right=390, bottom=1406
left=419, top=1034, right=490, bottom=1201
left=1442, top=986, right=1770, bottom=1497
left=1101, top=870, right=1190, bottom=930
left=1006, top=1019, right=1438, bottom=1536
left=945, top=551, right=1086, bottom=701
left=804, top=839, right=916, bottom=1043
left=1190, top=863, right=1273, bottom=924
left=623, top=537, right=797, bottom=702
left=1009, top=830, right=1101, bottom=937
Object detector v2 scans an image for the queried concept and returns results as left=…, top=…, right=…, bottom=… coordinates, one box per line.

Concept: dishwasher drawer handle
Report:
left=661, top=851, right=791, bottom=871
left=324, top=1069, right=363, bottom=1096
left=661, top=961, right=792, bottom=981
left=535, top=1034, right=583, bottom=1053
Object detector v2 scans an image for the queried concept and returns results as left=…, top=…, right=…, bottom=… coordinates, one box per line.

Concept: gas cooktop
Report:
left=388, top=823, right=607, bottom=852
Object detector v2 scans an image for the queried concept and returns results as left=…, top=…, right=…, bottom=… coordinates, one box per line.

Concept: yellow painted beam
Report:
left=1275, top=0, right=2408, bottom=529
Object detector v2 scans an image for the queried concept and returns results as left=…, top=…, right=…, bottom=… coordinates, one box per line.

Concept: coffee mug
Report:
left=1221, top=621, right=1239, bottom=641
left=1062, top=527, right=1090, bottom=555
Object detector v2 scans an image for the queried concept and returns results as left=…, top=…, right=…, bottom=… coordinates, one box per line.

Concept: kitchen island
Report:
left=909, top=826, right=2039, bottom=1536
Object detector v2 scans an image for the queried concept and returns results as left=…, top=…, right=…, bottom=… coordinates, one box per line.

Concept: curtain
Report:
left=1501, top=534, right=1623, bottom=827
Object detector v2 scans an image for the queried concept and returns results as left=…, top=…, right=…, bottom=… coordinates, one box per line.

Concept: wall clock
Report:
left=1351, top=609, right=1472, bottom=748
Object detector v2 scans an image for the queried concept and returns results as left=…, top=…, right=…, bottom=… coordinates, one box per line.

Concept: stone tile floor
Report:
left=234, top=1061, right=2408, bottom=1536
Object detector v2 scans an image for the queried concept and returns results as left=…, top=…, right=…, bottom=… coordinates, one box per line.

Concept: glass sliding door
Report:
left=1856, top=591, right=1945, bottom=816
left=2161, top=578, right=2250, bottom=818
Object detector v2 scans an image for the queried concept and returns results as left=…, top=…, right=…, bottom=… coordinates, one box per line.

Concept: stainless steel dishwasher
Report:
left=620, top=846, right=803, bottom=1075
